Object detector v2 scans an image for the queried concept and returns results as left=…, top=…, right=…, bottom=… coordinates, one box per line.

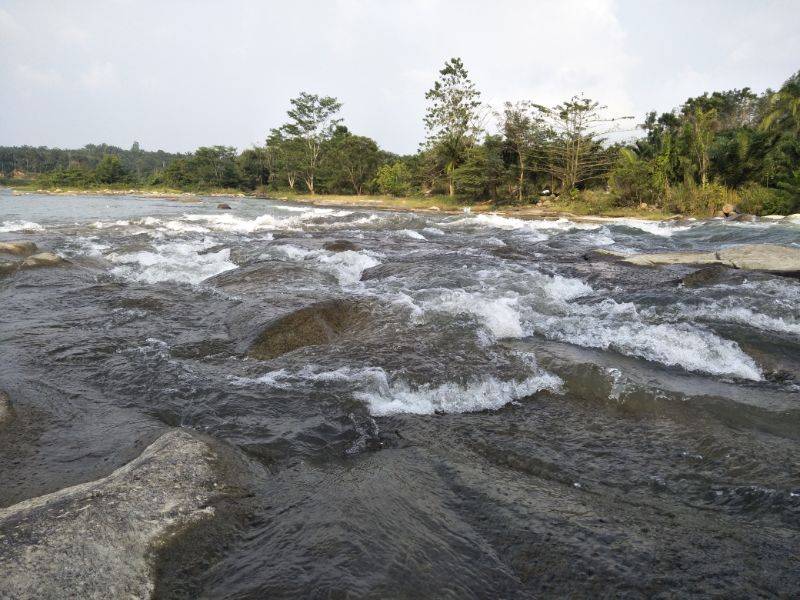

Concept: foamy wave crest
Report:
left=356, top=369, right=562, bottom=416
left=398, top=229, right=426, bottom=240
left=414, top=289, right=524, bottom=338
left=267, top=244, right=380, bottom=285
left=604, top=218, right=692, bottom=237
left=108, top=238, right=237, bottom=284
left=251, top=364, right=561, bottom=415
left=183, top=213, right=296, bottom=233
left=534, top=301, right=762, bottom=380
left=678, top=304, right=800, bottom=337
left=0, top=220, right=44, bottom=232
left=446, top=214, right=601, bottom=235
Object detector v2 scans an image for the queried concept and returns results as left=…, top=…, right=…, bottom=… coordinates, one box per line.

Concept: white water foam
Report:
left=603, top=218, right=692, bottom=237
left=267, top=244, right=380, bottom=285
left=252, top=364, right=561, bottom=415
left=356, top=369, right=562, bottom=416
left=414, top=290, right=525, bottom=338
left=533, top=300, right=763, bottom=380
left=446, top=213, right=601, bottom=234
left=108, top=238, right=237, bottom=284
left=0, top=220, right=44, bottom=232
left=400, top=264, right=760, bottom=379
left=398, top=229, right=426, bottom=240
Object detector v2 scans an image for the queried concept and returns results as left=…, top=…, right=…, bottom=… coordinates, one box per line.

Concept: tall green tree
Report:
left=325, top=132, right=382, bottom=195
left=279, top=92, right=343, bottom=194
left=94, top=154, right=128, bottom=184
left=423, top=57, right=483, bottom=196
left=685, top=107, right=719, bottom=187
left=498, top=101, right=546, bottom=202
left=532, top=96, right=632, bottom=193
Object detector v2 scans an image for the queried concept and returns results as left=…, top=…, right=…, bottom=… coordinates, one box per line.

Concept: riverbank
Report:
left=5, top=185, right=679, bottom=221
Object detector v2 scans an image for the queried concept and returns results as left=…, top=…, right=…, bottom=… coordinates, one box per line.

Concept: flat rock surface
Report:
left=0, top=241, right=37, bottom=256
left=0, top=429, right=231, bottom=600
left=623, top=251, right=719, bottom=266
left=623, top=244, right=800, bottom=272
left=717, top=244, right=800, bottom=272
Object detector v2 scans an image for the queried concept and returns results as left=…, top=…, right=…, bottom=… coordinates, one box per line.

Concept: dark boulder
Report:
left=323, top=240, right=361, bottom=253
left=248, top=299, right=370, bottom=360
left=680, top=265, right=732, bottom=288
left=217, top=203, right=232, bottom=210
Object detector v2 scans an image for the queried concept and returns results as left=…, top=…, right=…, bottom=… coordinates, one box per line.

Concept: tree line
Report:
left=3, top=58, right=799, bottom=215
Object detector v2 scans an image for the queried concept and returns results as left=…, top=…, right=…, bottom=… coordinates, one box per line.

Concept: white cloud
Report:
left=0, top=0, right=798, bottom=152
left=80, top=61, right=120, bottom=90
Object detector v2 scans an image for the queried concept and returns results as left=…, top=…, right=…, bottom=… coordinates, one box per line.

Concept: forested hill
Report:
left=0, top=143, right=185, bottom=180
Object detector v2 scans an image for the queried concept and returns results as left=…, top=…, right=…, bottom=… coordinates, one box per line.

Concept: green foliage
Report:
left=609, top=149, right=658, bottom=207
left=0, top=143, right=184, bottom=184
left=94, top=155, right=129, bottom=184
left=45, top=166, right=95, bottom=187
left=278, top=92, right=343, bottom=193
left=236, top=148, right=270, bottom=190
left=452, top=136, right=508, bottom=202
left=737, top=183, right=795, bottom=215
left=664, top=181, right=738, bottom=216
left=376, top=162, right=412, bottom=196
left=424, top=57, right=483, bottom=196
left=323, top=132, right=382, bottom=195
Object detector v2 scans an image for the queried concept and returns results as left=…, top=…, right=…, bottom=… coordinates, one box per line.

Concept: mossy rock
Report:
left=248, top=299, right=370, bottom=360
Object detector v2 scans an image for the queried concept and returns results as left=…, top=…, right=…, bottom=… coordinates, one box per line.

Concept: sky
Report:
left=1, top=0, right=799, bottom=155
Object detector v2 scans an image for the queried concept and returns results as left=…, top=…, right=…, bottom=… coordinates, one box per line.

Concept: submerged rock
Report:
left=623, top=244, right=800, bottom=274
left=0, top=390, right=13, bottom=426
left=680, top=265, right=732, bottom=288
left=0, top=261, right=18, bottom=276
left=20, top=252, right=66, bottom=268
left=0, top=429, right=244, bottom=600
left=248, top=299, right=370, bottom=360
left=323, top=239, right=361, bottom=252
left=0, top=241, right=38, bottom=256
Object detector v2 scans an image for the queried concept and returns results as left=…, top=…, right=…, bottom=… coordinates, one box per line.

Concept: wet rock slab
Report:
left=0, top=429, right=241, bottom=600
left=248, top=298, right=370, bottom=360
left=0, top=241, right=38, bottom=256
left=622, top=244, right=800, bottom=273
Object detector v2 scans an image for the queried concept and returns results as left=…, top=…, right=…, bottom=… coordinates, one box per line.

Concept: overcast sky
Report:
left=2, top=0, right=799, bottom=154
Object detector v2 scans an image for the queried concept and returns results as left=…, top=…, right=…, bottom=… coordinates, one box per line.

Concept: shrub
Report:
left=737, top=183, right=795, bottom=215
left=664, top=181, right=738, bottom=216
left=375, top=162, right=412, bottom=196
left=609, top=149, right=658, bottom=207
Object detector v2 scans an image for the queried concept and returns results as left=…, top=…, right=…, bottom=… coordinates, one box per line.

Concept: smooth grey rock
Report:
left=20, top=252, right=65, bottom=268
left=0, top=241, right=37, bottom=256
left=623, top=251, right=719, bottom=267
left=0, top=429, right=235, bottom=599
left=622, top=244, right=800, bottom=273
left=717, top=244, right=800, bottom=273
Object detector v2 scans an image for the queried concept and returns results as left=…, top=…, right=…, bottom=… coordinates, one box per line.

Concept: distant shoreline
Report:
left=4, top=186, right=685, bottom=222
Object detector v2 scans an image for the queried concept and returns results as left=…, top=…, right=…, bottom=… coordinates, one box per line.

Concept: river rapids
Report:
left=1, top=190, right=799, bottom=598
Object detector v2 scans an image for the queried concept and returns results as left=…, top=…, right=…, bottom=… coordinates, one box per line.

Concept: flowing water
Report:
left=1, top=189, right=799, bottom=597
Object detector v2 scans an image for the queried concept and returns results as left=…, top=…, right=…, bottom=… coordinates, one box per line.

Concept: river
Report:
left=1, top=189, right=799, bottom=597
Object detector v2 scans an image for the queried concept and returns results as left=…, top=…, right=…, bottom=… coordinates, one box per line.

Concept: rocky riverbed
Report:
left=1, top=190, right=799, bottom=598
